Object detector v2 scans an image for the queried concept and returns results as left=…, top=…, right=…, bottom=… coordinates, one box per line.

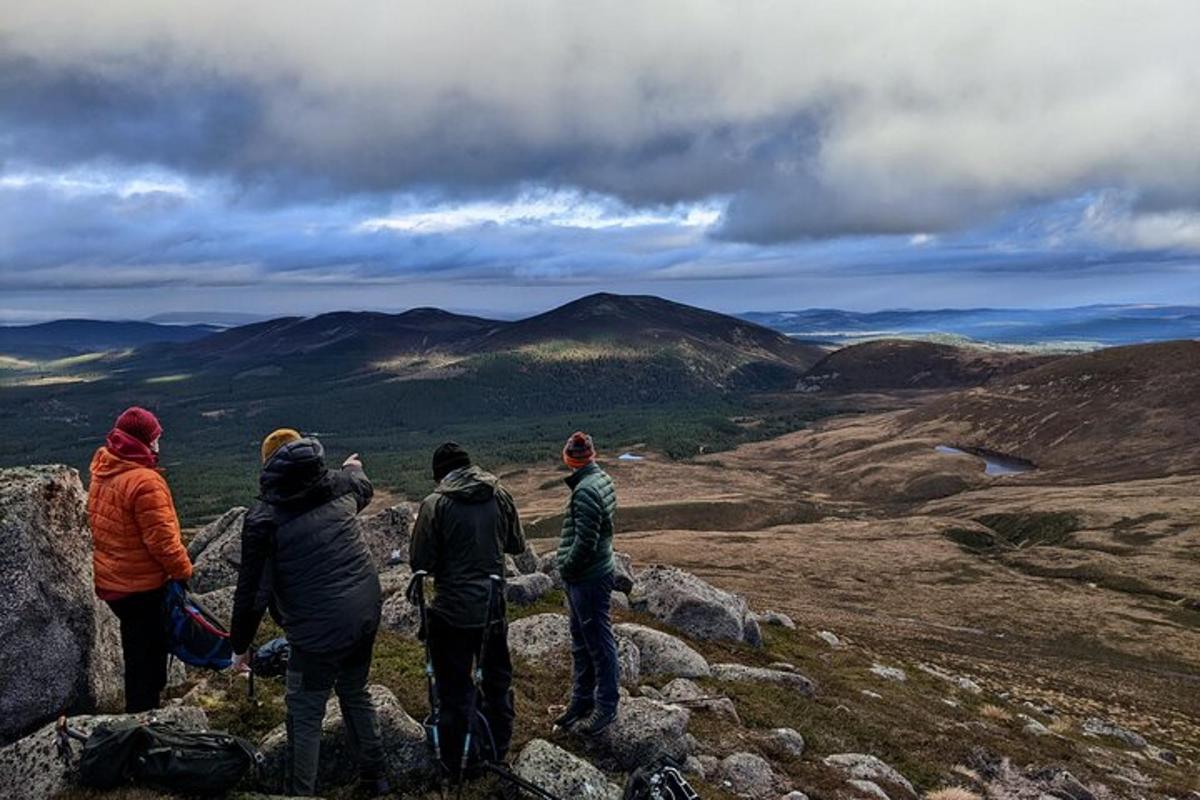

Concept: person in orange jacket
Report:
left=88, top=406, right=193, bottom=712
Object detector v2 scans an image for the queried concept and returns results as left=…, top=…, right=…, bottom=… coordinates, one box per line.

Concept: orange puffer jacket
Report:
left=88, top=447, right=194, bottom=593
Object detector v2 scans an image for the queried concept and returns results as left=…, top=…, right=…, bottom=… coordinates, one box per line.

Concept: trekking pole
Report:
left=457, top=573, right=502, bottom=796
left=480, top=762, right=565, bottom=800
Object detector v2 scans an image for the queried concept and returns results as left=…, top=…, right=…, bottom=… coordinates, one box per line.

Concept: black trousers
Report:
left=105, top=585, right=169, bottom=713
left=427, top=612, right=515, bottom=771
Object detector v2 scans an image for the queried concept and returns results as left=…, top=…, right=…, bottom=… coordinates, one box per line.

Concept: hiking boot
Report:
left=552, top=700, right=593, bottom=730
left=577, top=707, right=617, bottom=736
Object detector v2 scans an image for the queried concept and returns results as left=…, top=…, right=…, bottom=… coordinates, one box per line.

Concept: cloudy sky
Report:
left=2, top=1, right=1198, bottom=322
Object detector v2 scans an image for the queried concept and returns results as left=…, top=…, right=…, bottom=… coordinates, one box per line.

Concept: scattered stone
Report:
left=918, top=663, right=983, bottom=694
left=630, top=566, right=760, bottom=646
left=512, top=541, right=540, bottom=575
left=1032, top=767, right=1095, bottom=800
left=711, top=663, right=816, bottom=697
left=612, top=551, right=636, bottom=594
left=639, top=685, right=664, bottom=700
left=848, top=779, right=892, bottom=800
left=1081, top=717, right=1148, bottom=749
left=189, top=507, right=249, bottom=592
left=512, top=738, right=622, bottom=800
left=698, top=754, right=721, bottom=777
left=861, top=690, right=883, bottom=700
left=259, top=685, right=432, bottom=792
left=766, top=727, right=806, bottom=759
left=615, top=623, right=710, bottom=678
left=753, top=610, right=796, bottom=629
left=769, top=662, right=798, bottom=672
left=684, top=755, right=706, bottom=779
left=1018, top=714, right=1050, bottom=737
left=870, top=664, right=907, bottom=682
left=782, top=793, right=811, bottom=800
left=719, top=751, right=783, bottom=799
left=742, top=614, right=764, bottom=647
left=1149, top=745, right=1177, bottom=764
left=506, top=572, right=555, bottom=606
left=583, top=696, right=691, bottom=771
left=817, top=630, right=842, bottom=647
left=611, top=591, right=631, bottom=611
left=660, top=677, right=739, bottom=722
left=0, top=705, right=208, bottom=800
left=538, top=553, right=563, bottom=589
left=0, top=465, right=123, bottom=744
left=823, top=754, right=917, bottom=799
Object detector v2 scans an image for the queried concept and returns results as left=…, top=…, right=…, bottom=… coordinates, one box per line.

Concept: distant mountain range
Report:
left=739, top=305, right=1200, bottom=347
left=0, top=320, right=218, bottom=360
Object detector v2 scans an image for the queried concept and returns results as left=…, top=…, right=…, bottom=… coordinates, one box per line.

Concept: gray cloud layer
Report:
left=3, top=1, right=1198, bottom=242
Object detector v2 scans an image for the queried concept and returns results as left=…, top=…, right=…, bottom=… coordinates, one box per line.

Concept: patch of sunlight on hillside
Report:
left=145, top=373, right=191, bottom=384
left=4, top=374, right=98, bottom=386
left=0, top=355, right=38, bottom=370
left=515, top=340, right=650, bottom=361
left=46, top=350, right=127, bottom=368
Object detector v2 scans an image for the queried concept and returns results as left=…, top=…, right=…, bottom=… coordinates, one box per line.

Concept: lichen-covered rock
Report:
left=512, top=541, right=540, bottom=575
left=512, top=738, right=622, bottom=800
left=612, top=551, right=636, bottom=594
left=508, top=613, right=641, bottom=685
left=823, top=754, right=916, bottom=799
left=611, top=591, right=630, bottom=611
left=660, top=677, right=738, bottom=722
left=0, top=465, right=123, bottom=745
left=614, top=623, right=710, bottom=678
left=0, top=705, right=208, bottom=800
left=194, top=585, right=236, bottom=627
left=917, top=663, right=982, bottom=694
left=538, top=553, right=563, bottom=589
left=711, top=663, right=816, bottom=697
left=718, top=751, right=784, bottom=799
left=630, top=566, right=759, bottom=646
left=506, top=572, right=555, bottom=606
left=869, top=664, right=907, bottom=682
left=767, top=727, right=806, bottom=759
left=381, top=588, right=421, bottom=638
left=259, top=685, right=432, bottom=792
left=752, top=610, right=796, bottom=629
left=583, top=696, right=691, bottom=771
left=1082, top=717, right=1148, bottom=749
left=189, top=507, right=249, bottom=592
left=356, top=503, right=417, bottom=571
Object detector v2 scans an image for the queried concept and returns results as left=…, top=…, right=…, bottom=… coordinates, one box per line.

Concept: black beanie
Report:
left=432, top=442, right=471, bottom=481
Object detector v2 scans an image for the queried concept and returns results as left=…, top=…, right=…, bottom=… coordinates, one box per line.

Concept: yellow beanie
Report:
left=261, top=428, right=302, bottom=464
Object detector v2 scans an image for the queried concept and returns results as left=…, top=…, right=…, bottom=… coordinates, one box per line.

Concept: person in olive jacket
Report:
left=410, top=442, right=525, bottom=773
left=229, top=432, right=386, bottom=798
left=553, top=431, right=619, bottom=735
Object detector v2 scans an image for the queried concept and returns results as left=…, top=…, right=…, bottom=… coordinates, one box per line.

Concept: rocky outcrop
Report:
left=188, top=506, right=248, bottom=592
left=0, top=465, right=123, bottom=745
left=512, top=541, right=540, bottom=575
left=513, top=738, right=622, bottom=800
left=766, top=727, right=806, bottom=759
left=630, top=566, right=761, bottom=646
left=194, top=585, right=236, bottom=627
left=0, top=705, right=208, bottom=800
left=259, top=685, right=432, bottom=791
left=356, top=503, right=417, bottom=570
left=711, top=663, right=817, bottom=697
left=583, top=696, right=691, bottom=771
left=381, top=588, right=421, bottom=638
left=508, top=613, right=641, bottom=685
left=614, top=623, right=710, bottom=678
left=506, top=572, right=555, bottom=606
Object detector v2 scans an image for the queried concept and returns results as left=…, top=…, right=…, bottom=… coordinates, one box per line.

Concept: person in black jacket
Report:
left=229, top=434, right=386, bottom=797
left=409, top=442, right=525, bottom=775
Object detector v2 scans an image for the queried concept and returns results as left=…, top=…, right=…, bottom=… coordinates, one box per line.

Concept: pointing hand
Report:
left=343, top=453, right=363, bottom=469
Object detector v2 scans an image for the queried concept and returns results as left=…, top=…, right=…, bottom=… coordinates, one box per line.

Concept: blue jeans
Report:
left=565, top=571, right=619, bottom=713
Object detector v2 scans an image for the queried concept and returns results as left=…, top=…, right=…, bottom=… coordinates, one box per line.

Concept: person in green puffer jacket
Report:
left=554, top=431, right=620, bottom=736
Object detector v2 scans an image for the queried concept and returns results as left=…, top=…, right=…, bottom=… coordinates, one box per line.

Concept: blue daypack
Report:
left=163, top=581, right=234, bottom=669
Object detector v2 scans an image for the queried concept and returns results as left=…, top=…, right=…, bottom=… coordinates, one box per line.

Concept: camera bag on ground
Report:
left=59, top=717, right=261, bottom=794
left=622, top=755, right=701, bottom=800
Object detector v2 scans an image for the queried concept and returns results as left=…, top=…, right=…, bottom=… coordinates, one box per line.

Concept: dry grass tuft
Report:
left=927, top=788, right=983, bottom=800
left=979, top=703, right=1013, bottom=722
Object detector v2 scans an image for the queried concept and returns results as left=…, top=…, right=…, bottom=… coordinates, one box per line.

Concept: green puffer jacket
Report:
left=556, top=462, right=617, bottom=584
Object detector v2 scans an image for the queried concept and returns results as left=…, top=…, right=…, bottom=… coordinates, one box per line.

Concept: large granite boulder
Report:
left=188, top=507, right=249, bottom=593
left=357, top=503, right=417, bottom=570
left=381, top=588, right=421, bottom=638
left=512, top=738, right=622, bottom=800
left=537, top=553, right=563, bottom=589
left=194, top=585, right=236, bottom=628
left=582, top=696, right=692, bottom=771
left=508, top=613, right=641, bottom=685
left=0, top=705, right=208, bottom=800
left=823, top=754, right=916, bottom=799
left=0, top=465, right=123, bottom=745
left=614, top=623, right=710, bottom=678
left=630, top=566, right=760, bottom=646
left=259, top=685, right=433, bottom=792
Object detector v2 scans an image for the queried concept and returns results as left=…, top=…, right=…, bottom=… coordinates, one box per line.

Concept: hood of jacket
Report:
left=435, top=464, right=498, bottom=504
left=90, top=446, right=150, bottom=479
left=260, top=438, right=330, bottom=506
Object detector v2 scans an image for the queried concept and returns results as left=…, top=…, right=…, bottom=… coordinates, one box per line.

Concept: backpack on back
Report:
left=76, top=719, right=261, bottom=794
left=163, top=580, right=234, bottom=669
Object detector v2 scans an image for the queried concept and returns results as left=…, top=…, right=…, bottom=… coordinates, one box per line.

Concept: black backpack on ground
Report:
left=73, top=719, right=261, bottom=795
left=622, top=756, right=701, bottom=800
